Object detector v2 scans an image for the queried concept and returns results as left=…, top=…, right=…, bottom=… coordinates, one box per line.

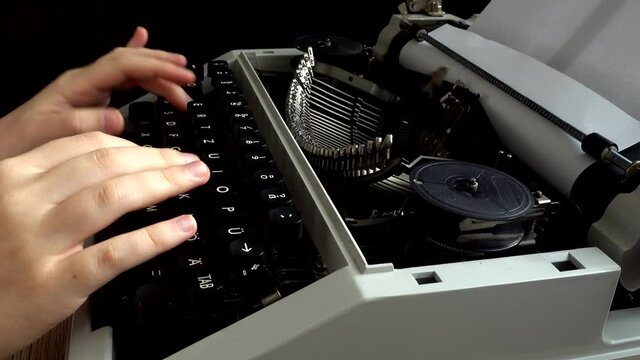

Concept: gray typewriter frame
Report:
left=67, top=48, right=640, bottom=360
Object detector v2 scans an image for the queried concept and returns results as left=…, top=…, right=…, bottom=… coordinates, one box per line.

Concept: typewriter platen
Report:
left=70, top=3, right=640, bottom=359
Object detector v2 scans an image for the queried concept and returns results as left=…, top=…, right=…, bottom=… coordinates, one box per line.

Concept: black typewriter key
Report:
left=188, top=63, right=204, bottom=81
left=233, top=121, right=260, bottom=139
left=186, top=270, right=224, bottom=294
left=212, top=201, right=246, bottom=218
left=237, top=262, right=268, bottom=282
left=156, top=96, right=172, bottom=109
left=166, top=192, right=196, bottom=214
left=134, top=282, right=177, bottom=326
left=218, top=84, right=241, bottom=98
left=184, top=230, right=203, bottom=244
left=217, top=223, right=252, bottom=243
left=224, top=94, right=247, bottom=112
left=230, top=258, right=278, bottom=307
left=201, top=151, right=228, bottom=175
left=260, top=186, right=292, bottom=207
left=129, top=202, right=168, bottom=228
left=266, top=205, right=303, bottom=242
left=184, top=81, right=203, bottom=99
left=238, top=135, right=266, bottom=151
left=211, top=76, right=235, bottom=89
left=134, top=127, right=160, bottom=147
left=243, top=151, right=273, bottom=168
left=183, top=270, right=226, bottom=314
left=177, top=247, right=215, bottom=277
left=159, top=108, right=177, bottom=121
left=192, top=112, right=215, bottom=136
left=191, top=111, right=210, bottom=125
left=182, top=223, right=213, bottom=248
left=253, top=168, right=283, bottom=186
left=160, top=115, right=182, bottom=128
left=224, top=93, right=245, bottom=105
left=206, top=175, right=240, bottom=198
left=228, top=109, right=253, bottom=123
left=188, top=101, right=208, bottom=115
left=177, top=246, right=224, bottom=290
left=208, top=68, right=232, bottom=78
left=207, top=59, right=229, bottom=72
left=162, top=125, right=187, bottom=151
left=196, top=134, right=220, bottom=150
left=229, top=238, right=265, bottom=262
left=228, top=237, right=264, bottom=258
left=194, top=128, right=216, bottom=148
left=128, top=101, right=155, bottom=125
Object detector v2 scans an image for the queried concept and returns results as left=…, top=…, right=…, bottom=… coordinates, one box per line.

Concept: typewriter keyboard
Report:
left=89, top=60, right=325, bottom=360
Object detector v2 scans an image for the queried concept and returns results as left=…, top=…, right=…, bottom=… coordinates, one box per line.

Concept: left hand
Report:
left=0, top=26, right=195, bottom=159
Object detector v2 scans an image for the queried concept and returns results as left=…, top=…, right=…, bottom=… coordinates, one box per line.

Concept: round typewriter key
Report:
left=266, top=205, right=303, bottom=242
left=259, top=186, right=292, bottom=207
left=253, top=168, right=283, bottom=186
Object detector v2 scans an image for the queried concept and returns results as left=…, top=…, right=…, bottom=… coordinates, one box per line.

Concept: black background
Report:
left=0, top=1, right=490, bottom=116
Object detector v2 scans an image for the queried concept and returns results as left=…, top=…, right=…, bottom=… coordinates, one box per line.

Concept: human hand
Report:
left=0, top=132, right=210, bottom=356
left=0, top=26, right=195, bottom=159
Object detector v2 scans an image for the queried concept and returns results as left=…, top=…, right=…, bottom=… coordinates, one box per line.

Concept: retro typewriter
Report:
left=70, top=1, right=640, bottom=359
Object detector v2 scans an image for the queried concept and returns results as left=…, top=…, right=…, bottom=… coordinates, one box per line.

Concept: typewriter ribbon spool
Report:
left=408, top=161, right=535, bottom=253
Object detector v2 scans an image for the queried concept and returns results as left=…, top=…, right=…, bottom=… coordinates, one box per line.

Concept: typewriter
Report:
left=70, top=1, right=640, bottom=359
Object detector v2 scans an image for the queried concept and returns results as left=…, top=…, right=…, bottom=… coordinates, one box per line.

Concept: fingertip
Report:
left=185, top=160, right=210, bottom=180
left=175, top=214, right=197, bottom=234
left=127, top=26, right=149, bottom=48
left=177, top=54, right=189, bottom=66
left=137, top=26, right=148, bottom=37
left=173, top=89, right=193, bottom=112
left=102, top=108, right=125, bottom=134
left=180, top=87, right=194, bottom=104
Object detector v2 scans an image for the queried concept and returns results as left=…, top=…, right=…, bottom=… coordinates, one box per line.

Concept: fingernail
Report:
left=176, top=215, right=197, bottom=233
left=186, top=161, right=208, bottom=178
left=181, top=152, right=199, bottom=163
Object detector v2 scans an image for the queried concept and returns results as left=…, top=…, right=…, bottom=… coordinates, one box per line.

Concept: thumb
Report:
left=61, top=107, right=125, bottom=137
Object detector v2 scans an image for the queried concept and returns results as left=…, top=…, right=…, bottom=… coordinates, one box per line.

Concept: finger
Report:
left=91, top=51, right=194, bottom=87
left=49, top=161, right=209, bottom=243
left=64, top=51, right=194, bottom=107
left=126, top=26, right=148, bottom=48
left=18, top=131, right=136, bottom=170
left=60, top=107, right=125, bottom=136
left=138, top=78, right=192, bottom=112
left=101, top=107, right=126, bottom=134
left=38, top=146, right=199, bottom=203
left=62, top=215, right=196, bottom=295
left=134, top=47, right=188, bottom=66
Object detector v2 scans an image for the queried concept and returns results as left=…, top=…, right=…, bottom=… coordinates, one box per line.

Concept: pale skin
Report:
left=0, top=27, right=210, bottom=356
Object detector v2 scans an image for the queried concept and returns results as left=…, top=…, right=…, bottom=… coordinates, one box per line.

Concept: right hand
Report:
left=0, top=132, right=210, bottom=356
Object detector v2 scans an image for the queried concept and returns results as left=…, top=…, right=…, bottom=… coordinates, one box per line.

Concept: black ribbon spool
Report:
left=407, top=161, right=535, bottom=253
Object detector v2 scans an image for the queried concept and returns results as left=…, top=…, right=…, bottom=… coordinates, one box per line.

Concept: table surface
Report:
left=6, top=317, right=71, bottom=360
